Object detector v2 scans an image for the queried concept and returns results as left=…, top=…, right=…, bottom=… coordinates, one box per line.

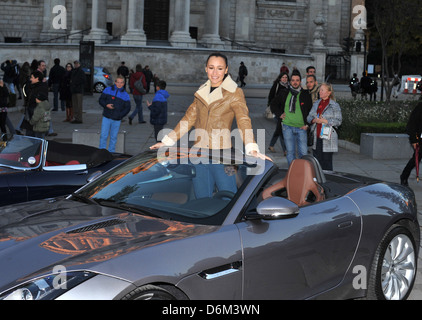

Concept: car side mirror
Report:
left=255, top=197, right=299, bottom=220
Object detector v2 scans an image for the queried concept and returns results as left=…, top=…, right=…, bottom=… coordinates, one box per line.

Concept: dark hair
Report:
left=306, top=66, right=316, bottom=73
left=206, top=52, right=228, bottom=68
left=306, top=74, right=317, bottom=81
left=31, top=70, right=44, bottom=82
left=277, top=72, right=290, bottom=82
left=157, top=80, right=167, bottom=90
left=291, top=69, right=302, bottom=80
left=136, top=64, right=143, bottom=72
left=54, top=58, right=60, bottom=65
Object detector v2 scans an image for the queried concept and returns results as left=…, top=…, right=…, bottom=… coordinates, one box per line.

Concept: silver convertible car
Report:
left=0, top=149, right=419, bottom=300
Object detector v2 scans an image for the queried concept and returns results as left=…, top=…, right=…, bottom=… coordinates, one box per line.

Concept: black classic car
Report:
left=0, top=135, right=131, bottom=206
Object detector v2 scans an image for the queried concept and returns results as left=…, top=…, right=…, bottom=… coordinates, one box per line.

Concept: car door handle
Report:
left=338, top=221, right=353, bottom=229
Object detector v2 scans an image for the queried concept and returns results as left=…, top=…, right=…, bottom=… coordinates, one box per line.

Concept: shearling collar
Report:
left=196, top=75, right=238, bottom=105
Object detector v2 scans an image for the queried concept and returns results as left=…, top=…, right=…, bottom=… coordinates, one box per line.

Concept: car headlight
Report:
left=0, top=271, right=95, bottom=300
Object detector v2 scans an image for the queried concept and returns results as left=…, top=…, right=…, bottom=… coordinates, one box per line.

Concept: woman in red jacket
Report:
left=128, top=64, right=147, bottom=125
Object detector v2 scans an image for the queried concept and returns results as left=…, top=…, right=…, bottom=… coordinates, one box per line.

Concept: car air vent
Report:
left=67, top=219, right=126, bottom=234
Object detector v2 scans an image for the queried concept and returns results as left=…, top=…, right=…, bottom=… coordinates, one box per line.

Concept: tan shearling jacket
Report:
left=162, top=76, right=259, bottom=155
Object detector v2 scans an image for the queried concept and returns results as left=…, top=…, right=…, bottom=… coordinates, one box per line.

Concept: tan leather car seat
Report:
left=262, top=159, right=325, bottom=206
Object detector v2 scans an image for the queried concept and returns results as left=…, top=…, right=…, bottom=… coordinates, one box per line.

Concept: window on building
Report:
left=4, top=37, right=22, bottom=43
left=271, top=48, right=286, bottom=54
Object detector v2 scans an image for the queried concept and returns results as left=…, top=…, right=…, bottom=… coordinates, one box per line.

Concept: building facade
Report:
left=0, top=0, right=365, bottom=82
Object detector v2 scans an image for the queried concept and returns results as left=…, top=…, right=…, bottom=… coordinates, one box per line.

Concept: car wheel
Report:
left=366, top=226, right=417, bottom=300
left=121, top=285, right=187, bottom=300
left=94, top=82, right=106, bottom=93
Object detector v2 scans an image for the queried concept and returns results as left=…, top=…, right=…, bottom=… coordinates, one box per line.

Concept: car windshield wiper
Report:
left=70, top=193, right=98, bottom=205
left=93, top=199, right=163, bottom=219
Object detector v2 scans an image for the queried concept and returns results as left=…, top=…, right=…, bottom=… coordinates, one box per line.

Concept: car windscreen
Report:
left=76, top=151, right=260, bottom=225
left=0, top=136, right=43, bottom=169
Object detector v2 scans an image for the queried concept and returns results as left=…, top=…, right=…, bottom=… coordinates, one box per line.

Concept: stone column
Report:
left=198, top=0, right=224, bottom=48
left=169, top=0, right=196, bottom=48
left=310, top=12, right=328, bottom=82
left=234, top=0, right=255, bottom=46
left=219, top=0, right=232, bottom=48
left=121, top=0, right=147, bottom=46
left=84, top=0, right=110, bottom=44
left=68, top=0, right=87, bottom=43
left=40, top=0, right=67, bottom=42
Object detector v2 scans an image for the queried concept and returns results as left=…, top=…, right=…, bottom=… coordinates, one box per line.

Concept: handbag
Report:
left=134, top=74, right=146, bottom=94
left=264, top=106, right=274, bottom=119
left=320, top=124, right=333, bottom=140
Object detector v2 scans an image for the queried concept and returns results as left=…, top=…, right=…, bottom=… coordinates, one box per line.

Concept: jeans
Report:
left=282, top=124, right=308, bottom=166
left=4, top=82, right=15, bottom=94
left=192, top=163, right=237, bottom=199
left=99, top=116, right=121, bottom=152
left=130, top=95, right=144, bottom=123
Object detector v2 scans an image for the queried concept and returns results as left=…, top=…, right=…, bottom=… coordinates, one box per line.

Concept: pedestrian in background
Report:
left=60, top=63, right=73, bottom=122
left=307, top=83, right=342, bottom=171
left=400, top=101, right=422, bottom=186
left=143, top=65, right=153, bottom=93
left=270, top=70, right=312, bottom=166
left=29, top=92, right=51, bottom=139
left=238, top=61, right=248, bottom=87
left=48, top=58, right=66, bottom=111
left=128, top=64, right=147, bottom=125
left=267, top=72, right=289, bottom=155
left=147, top=80, right=169, bottom=142
left=70, top=60, right=86, bottom=124
left=0, top=79, right=9, bottom=138
left=99, top=76, right=131, bottom=152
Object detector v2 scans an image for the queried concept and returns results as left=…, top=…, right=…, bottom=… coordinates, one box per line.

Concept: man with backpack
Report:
left=128, top=64, right=147, bottom=124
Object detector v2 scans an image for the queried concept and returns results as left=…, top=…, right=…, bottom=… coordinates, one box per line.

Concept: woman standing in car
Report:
left=150, top=53, right=268, bottom=198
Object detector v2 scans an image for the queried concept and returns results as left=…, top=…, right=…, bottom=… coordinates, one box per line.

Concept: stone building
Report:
left=0, top=0, right=366, bottom=82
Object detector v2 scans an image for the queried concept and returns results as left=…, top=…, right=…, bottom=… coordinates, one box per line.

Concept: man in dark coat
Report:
left=238, top=62, right=248, bottom=87
left=400, top=101, right=422, bottom=186
left=48, top=58, right=66, bottom=111
left=70, top=60, right=86, bottom=123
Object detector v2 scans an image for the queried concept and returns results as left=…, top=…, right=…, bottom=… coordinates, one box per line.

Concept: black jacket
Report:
left=406, top=102, right=422, bottom=144
left=0, top=85, right=9, bottom=109
left=48, top=64, right=66, bottom=85
left=70, top=67, right=86, bottom=94
left=270, top=88, right=313, bottom=125
left=27, top=81, right=49, bottom=119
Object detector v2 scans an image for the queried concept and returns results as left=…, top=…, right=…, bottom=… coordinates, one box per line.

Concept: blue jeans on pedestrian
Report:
left=129, top=95, right=144, bottom=123
left=4, top=82, right=15, bottom=94
left=192, top=163, right=237, bottom=199
left=282, top=124, right=308, bottom=166
left=99, top=116, right=121, bottom=152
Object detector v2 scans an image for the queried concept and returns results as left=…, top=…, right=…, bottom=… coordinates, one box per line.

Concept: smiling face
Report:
left=206, top=56, right=228, bottom=87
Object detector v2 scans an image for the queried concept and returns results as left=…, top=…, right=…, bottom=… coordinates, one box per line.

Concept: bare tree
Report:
left=367, top=0, right=422, bottom=101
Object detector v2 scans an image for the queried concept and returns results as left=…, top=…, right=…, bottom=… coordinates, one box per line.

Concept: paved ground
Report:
left=7, top=83, right=422, bottom=299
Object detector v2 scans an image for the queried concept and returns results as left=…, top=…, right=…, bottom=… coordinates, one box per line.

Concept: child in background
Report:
left=0, top=80, right=9, bottom=138
left=147, top=80, right=169, bottom=142
left=29, top=92, right=51, bottom=139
